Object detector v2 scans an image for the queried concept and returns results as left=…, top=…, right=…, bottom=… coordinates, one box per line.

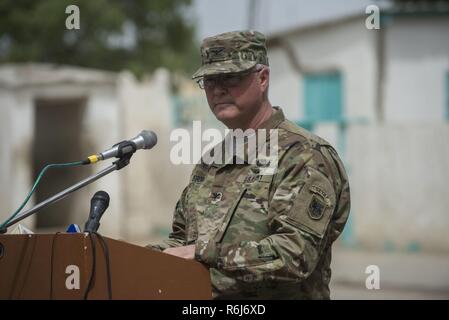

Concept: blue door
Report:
left=301, top=72, right=343, bottom=130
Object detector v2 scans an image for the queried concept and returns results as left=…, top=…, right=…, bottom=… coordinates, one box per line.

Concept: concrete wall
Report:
left=117, top=70, right=194, bottom=241
left=266, top=15, right=449, bottom=252
left=0, top=87, right=35, bottom=230
left=384, top=16, right=449, bottom=123
left=347, top=123, right=449, bottom=252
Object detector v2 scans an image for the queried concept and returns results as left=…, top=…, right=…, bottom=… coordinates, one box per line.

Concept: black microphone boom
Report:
left=84, top=191, right=110, bottom=233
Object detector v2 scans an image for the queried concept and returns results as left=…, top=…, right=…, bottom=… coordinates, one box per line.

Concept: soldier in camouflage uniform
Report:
left=149, top=30, right=350, bottom=299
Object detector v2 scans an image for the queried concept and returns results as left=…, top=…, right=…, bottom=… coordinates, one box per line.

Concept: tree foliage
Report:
left=0, top=0, right=199, bottom=76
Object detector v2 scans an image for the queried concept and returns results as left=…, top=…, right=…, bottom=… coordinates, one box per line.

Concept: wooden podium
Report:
left=0, top=234, right=212, bottom=300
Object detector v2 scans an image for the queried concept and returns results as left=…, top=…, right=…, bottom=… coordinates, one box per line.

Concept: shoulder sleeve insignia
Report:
left=308, top=195, right=326, bottom=220
left=192, top=175, right=205, bottom=183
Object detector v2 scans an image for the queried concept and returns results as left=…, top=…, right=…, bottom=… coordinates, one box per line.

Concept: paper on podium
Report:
left=9, top=224, right=34, bottom=234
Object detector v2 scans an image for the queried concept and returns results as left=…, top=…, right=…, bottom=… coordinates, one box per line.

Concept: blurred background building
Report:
left=1, top=0, right=448, bottom=298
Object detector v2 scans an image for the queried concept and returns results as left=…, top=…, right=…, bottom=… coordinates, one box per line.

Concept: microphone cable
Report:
left=94, top=231, right=112, bottom=300
left=49, top=232, right=62, bottom=300
left=83, top=232, right=112, bottom=300
left=0, top=160, right=88, bottom=231
left=83, top=232, right=97, bottom=300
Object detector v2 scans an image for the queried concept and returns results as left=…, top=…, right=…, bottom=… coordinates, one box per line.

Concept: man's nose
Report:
left=212, top=82, right=227, bottom=95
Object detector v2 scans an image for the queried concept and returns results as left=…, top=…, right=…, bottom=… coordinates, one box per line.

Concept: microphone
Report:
left=84, top=191, right=110, bottom=233
left=86, top=130, right=157, bottom=164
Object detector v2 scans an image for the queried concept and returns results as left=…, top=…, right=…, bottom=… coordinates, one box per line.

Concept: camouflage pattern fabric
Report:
left=150, top=107, right=351, bottom=299
left=192, top=30, right=269, bottom=79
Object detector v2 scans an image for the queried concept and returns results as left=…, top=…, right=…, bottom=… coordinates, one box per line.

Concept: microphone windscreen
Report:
left=140, top=130, right=157, bottom=149
left=92, top=190, right=110, bottom=207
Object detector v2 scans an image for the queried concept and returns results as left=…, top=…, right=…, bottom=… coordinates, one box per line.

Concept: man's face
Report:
left=202, top=66, right=269, bottom=127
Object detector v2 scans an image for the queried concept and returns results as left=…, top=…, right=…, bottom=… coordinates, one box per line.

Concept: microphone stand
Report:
left=0, top=150, right=133, bottom=234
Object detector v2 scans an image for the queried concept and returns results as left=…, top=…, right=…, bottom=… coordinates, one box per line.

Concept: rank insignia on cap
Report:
left=308, top=195, right=326, bottom=220
left=208, top=46, right=226, bottom=60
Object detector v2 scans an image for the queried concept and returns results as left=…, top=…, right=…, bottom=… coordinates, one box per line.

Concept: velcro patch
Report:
left=309, top=185, right=331, bottom=205
left=192, top=175, right=205, bottom=183
left=244, top=175, right=259, bottom=184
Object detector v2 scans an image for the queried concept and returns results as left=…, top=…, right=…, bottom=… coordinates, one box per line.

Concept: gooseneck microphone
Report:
left=84, top=191, right=110, bottom=233
left=86, top=130, right=157, bottom=164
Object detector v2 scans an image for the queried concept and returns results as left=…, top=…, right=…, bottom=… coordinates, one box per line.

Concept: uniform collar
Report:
left=204, top=106, right=285, bottom=168
left=257, top=106, right=285, bottom=131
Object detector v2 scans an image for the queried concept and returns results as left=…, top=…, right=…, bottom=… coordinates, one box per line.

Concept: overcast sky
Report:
left=192, top=0, right=390, bottom=40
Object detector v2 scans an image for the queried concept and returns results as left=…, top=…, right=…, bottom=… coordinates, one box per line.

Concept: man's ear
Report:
left=260, top=67, right=270, bottom=94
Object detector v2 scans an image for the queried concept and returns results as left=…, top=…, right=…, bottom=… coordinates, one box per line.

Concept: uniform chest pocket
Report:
left=219, top=177, right=273, bottom=244
left=184, top=174, right=209, bottom=243
left=240, top=176, right=272, bottom=215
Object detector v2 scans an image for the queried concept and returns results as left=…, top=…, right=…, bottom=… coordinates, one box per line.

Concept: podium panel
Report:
left=0, top=234, right=212, bottom=299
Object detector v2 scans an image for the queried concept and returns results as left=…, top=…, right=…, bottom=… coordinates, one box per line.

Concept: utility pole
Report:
left=248, top=0, right=258, bottom=29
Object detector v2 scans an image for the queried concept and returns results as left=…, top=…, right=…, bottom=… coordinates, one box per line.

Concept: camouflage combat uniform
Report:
left=150, top=31, right=351, bottom=299
left=151, top=108, right=350, bottom=299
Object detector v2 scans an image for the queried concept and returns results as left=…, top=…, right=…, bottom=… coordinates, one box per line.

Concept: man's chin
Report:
left=213, top=104, right=240, bottom=120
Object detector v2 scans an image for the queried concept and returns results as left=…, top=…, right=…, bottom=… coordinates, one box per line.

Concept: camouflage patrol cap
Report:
left=192, top=30, right=269, bottom=79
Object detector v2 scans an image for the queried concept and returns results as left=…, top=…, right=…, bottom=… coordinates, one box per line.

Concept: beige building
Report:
left=0, top=63, right=190, bottom=243
left=265, top=10, right=449, bottom=253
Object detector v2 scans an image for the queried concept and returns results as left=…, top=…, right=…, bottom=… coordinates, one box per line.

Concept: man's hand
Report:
left=163, top=244, right=195, bottom=259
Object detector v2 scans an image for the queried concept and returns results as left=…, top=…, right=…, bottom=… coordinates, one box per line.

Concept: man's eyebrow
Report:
left=207, top=74, right=233, bottom=79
